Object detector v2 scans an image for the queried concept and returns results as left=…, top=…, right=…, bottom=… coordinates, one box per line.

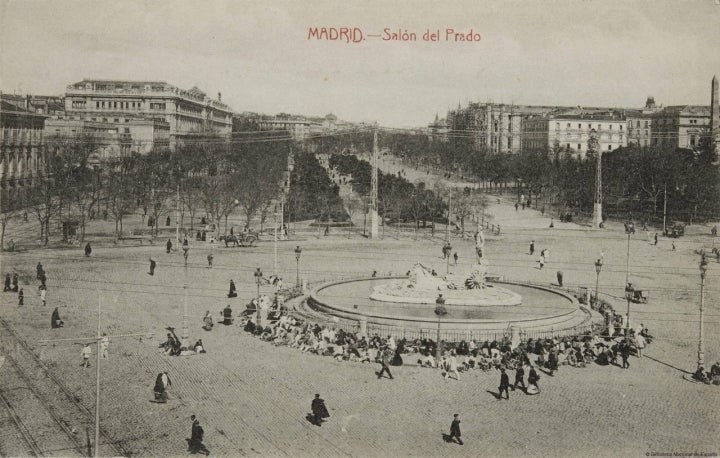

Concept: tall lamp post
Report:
left=594, top=258, right=603, bottom=307
left=273, top=209, right=278, bottom=276
left=294, top=245, right=302, bottom=288
left=697, top=257, right=708, bottom=370
left=182, top=243, right=190, bottom=341
left=624, top=221, right=634, bottom=332
left=254, top=267, right=263, bottom=322
left=434, top=294, right=447, bottom=362
left=445, top=241, right=453, bottom=274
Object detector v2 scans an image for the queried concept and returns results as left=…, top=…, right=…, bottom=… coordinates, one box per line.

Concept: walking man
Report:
left=84, top=242, right=92, bottom=257
left=18, top=288, right=24, bottom=306
left=512, top=364, right=526, bottom=391
left=166, top=239, right=172, bottom=254
left=311, top=394, right=330, bottom=426
left=453, top=252, right=458, bottom=265
left=11, top=273, right=19, bottom=292
left=377, top=347, right=394, bottom=379
left=654, top=232, right=658, bottom=246
left=449, top=414, right=463, bottom=445
left=187, top=415, right=210, bottom=455
left=530, top=240, right=535, bottom=256
left=528, top=366, right=541, bottom=393
left=621, top=341, right=631, bottom=369
left=40, top=285, right=47, bottom=306
left=207, top=253, right=214, bottom=268
left=149, top=258, right=156, bottom=276
left=498, top=368, right=510, bottom=400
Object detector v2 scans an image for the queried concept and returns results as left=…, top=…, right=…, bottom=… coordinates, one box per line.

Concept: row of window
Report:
left=554, top=122, right=624, bottom=131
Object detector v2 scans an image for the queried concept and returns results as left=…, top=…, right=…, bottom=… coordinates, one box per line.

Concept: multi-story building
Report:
left=0, top=94, right=48, bottom=210
left=428, top=113, right=449, bottom=142
left=64, top=79, right=232, bottom=149
left=523, top=112, right=627, bottom=157
left=651, top=105, right=710, bottom=150
left=44, top=118, right=135, bottom=164
left=446, top=102, right=563, bottom=153
left=257, top=118, right=320, bottom=140
left=624, top=97, right=659, bottom=147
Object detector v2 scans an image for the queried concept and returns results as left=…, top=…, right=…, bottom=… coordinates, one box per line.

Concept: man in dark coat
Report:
left=4, top=273, right=11, bottom=292
left=36, top=262, right=43, bottom=280
left=84, top=242, right=92, bottom=257
left=166, top=239, right=173, bottom=254
left=311, top=394, right=330, bottom=426
left=449, top=414, right=463, bottom=445
left=187, top=415, right=209, bottom=455
left=149, top=258, right=156, bottom=276
left=377, top=348, right=394, bottom=379
left=222, top=305, right=233, bottom=325
left=11, top=273, right=19, bottom=292
left=513, top=365, right=526, bottom=391
left=528, top=366, right=541, bottom=393
left=499, top=368, right=510, bottom=399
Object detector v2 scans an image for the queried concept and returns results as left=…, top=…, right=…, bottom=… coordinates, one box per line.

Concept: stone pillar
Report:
left=510, top=325, right=521, bottom=349
left=359, top=317, right=368, bottom=338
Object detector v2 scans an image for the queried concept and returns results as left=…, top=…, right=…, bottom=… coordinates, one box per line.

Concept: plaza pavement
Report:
left=1, top=170, right=719, bottom=456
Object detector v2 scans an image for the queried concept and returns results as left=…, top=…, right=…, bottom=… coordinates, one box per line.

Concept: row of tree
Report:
left=1, top=132, right=291, bottom=248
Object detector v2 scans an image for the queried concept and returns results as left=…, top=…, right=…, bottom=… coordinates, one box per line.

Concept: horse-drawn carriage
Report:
left=220, top=231, right=259, bottom=247
left=625, top=283, right=648, bottom=304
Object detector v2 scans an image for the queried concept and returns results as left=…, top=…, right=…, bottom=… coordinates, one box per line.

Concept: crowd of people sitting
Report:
left=158, top=327, right=206, bottom=356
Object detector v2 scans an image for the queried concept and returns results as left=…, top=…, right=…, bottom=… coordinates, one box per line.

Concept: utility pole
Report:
left=663, top=183, right=667, bottom=235
left=175, top=183, right=180, bottom=243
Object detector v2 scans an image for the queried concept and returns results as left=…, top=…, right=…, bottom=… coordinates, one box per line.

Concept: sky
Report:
left=1, top=0, right=720, bottom=127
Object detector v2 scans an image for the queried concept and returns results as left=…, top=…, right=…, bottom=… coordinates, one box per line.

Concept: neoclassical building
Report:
left=64, top=79, right=232, bottom=149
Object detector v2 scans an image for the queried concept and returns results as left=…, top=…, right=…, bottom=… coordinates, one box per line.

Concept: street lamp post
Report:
left=254, top=267, right=263, bottom=322
left=273, top=209, right=278, bottom=276
left=294, top=245, right=302, bottom=287
left=624, top=221, right=634, bottom=332
left=697, top=257, right=708, bottom=370
left=594, top=258, right=603, bottom=307
left=434, top=294, right=447, bottom=362
left=445, top=241, right=453, bottom=274
left=182, top=243, right=190, bottom=341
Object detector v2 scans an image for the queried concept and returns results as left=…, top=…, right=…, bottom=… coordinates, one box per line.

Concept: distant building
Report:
left=651, top=105, right=710, bottom=150
left=64, top=79, right=232, bottom=149
left=257, top=118, right=320, bottom=140
left=623, top=97, right=659, bottom=147
left=447, top=102, right=563, bottom=153
left=523, top=112, right=627, bottom=157
left=0, top=94, right=48, bottom=210
left=428, top=113, right=449, bottom=142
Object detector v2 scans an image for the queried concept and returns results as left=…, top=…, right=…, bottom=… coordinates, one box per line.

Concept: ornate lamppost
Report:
left=254, top=267, right=263, bottom=306
left=435, top=294, right=447, bottom=361
left=294, top=245, right=302, bottom=287
left=624, top=220, right=634, bottom=332
left=594, top=258, right=603, bottom=307
left=444, top=241, right=452, bottom=274
left=181, top=242, right=190, bottom=340
left=697, top=256, right=708, bottom=370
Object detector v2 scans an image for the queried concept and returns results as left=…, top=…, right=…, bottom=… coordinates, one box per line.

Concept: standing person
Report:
left=377, top=347, right=394, bottom=379
left=51, top=307, right=63, bottom=328
left=187, top=415, right=209, bottom=455
left=556, top=271, right=564, bottom=287
left=40, top=285, right=47, bottom=306
left=84, top=242, right=92, bottom=257
left=36, top=262, right=43, bottom=280
left=100, top=333, right=109, bottom=359
left=3, top=273, right=10, bottom=292
left=636, top=332, right=645, bottom=358
left=11, top=273, right=19, bottom=292
left=498, top=368, right=510, bottom=400
left=166, top=239, right=172, bottom=254
left=227, top=280, right=237, bottom=298
left=538, top=253, right=545, bottom=270
left=453, top=252, right=459, bottom=265
left=445, top=351, right=460, bottom=381
left=81, top=343, right=92, bottom=368
left=528, top=366, right=541, bottom=393
left=515, top=202, right=519, bottom=211
left=654, top=232, right=658, bottom=246
left=18, top=288, right=24, bottom=306
left=448, top=414, right=463, bottom=445
left=620, top=341, right=631, bottom=369
left=310, top=394, right=330, bottom=426
left=512, top=364, right=526, bottom=391
left=529, top=240, right=535, bottom=256
left=207, top=253, right=214, bottom=268
left=149, top=258, right=156, bottom=276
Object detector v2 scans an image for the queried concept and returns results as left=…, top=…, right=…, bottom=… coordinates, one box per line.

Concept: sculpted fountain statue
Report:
left=370, top=260, right=520, bottom=306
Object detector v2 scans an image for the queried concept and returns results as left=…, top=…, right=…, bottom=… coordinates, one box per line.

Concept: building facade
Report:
left=64, top=79, right=232, bottom=149
left=0, top=95, right=48, bottom=210
left=523, top=113, right=627, bottom=157
left=651, top=105, right=710, bottom=150
left=710, top=76, right=719, bottom=155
